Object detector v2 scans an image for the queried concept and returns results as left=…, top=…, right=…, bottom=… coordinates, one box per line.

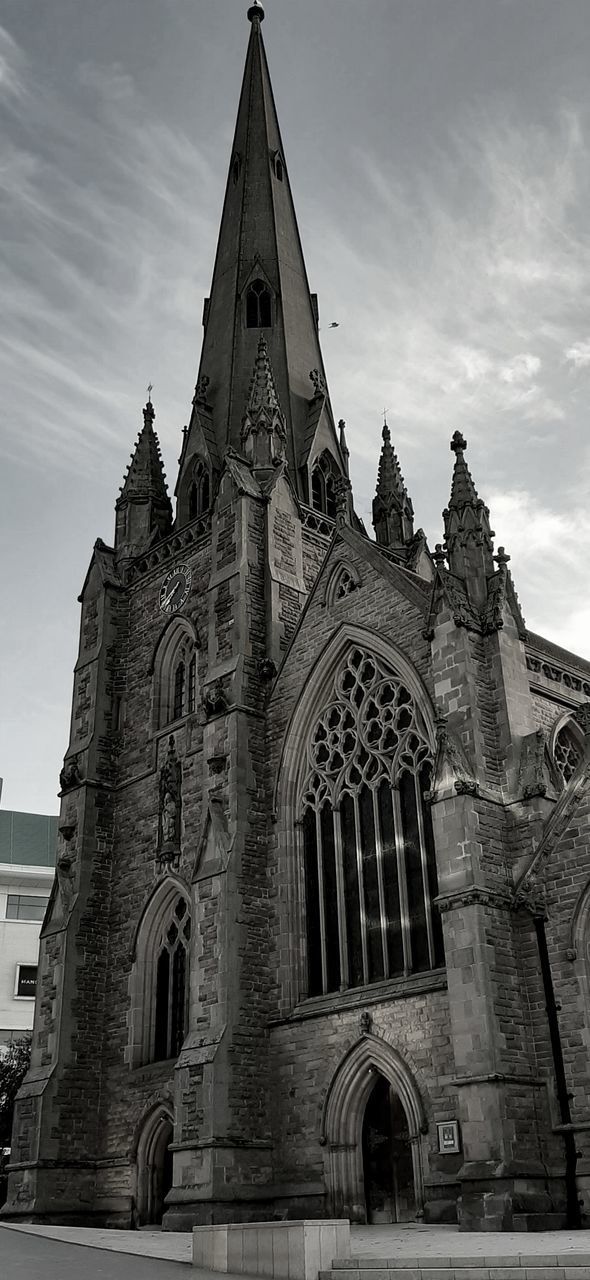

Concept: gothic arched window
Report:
left=188, top=459, right=210, bottom=520
left=311, top=452, right=337, bottom=520
left=153, top=896, right=191, bottom=1062
left=246, top=279, right=272, bottom=329
left=153, top=623, right=198, bottom=729
left=188, top=654, right=197, bottom=715
left=173, top=662, right=185, bottom=721
left=128, top=883, right=191, bottom=1068
left=299, top=646, right=444, bottom=997
left=554, top=720, right=584, bottom=785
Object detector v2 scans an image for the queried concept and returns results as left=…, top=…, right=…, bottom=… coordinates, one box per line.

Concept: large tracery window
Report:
left=554, top=720, right=584, bottom=785
left=153, top=896, right=191, bottom=1062
left=311, top=452, right=338, bottom=520
left=299, top=647, right=444, bottom=997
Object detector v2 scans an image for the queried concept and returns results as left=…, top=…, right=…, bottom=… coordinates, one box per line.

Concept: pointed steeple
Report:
left=372, top=420, right=414, bottom=550
left=443, top=431, right=494, bottom=605
left=115, top=400, right=172, bottom=558
left=176, top=4, right=346, bottom=515
left=241, top=334, right=287, bottom=472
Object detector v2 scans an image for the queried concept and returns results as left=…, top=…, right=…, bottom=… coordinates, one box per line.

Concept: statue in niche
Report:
left=56, top=847, right=77, bottom=917
left=158, top=735, right=182, bottom=863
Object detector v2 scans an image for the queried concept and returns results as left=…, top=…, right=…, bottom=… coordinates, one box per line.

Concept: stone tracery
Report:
left=299, top=646, right=443, bottom=997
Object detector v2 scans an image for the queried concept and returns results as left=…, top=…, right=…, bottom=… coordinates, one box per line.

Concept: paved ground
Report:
left=0, top=1225, right=191, bottom=1279
left=4, top=1220, right=590, bottom=1272
left=348, top=1224, right=590, bottom=1258
left=2, top=1222, right=193, bottom=1263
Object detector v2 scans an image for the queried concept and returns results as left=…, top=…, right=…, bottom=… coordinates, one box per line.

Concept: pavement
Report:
left=4, top=1220, right=590, bottom=1275
left=0, top=1225, right=191, bottom=1279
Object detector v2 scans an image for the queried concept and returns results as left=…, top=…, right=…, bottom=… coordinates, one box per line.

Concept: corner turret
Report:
left=372, top=420, right=414, bottom=550
left=443, top=430, right=494, bottom=608
left=115, top=400, right=172, bottom=561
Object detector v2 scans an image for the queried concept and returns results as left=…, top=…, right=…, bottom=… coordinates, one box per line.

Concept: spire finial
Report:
left=247, top=0, right=265, bottom=22
left=450, top=430, right=466, bottom=455
left=143, top=397, right=155, bottom=427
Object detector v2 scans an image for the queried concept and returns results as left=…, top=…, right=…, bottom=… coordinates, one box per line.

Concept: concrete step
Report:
left=320, top=1257, right=590, bottom=1280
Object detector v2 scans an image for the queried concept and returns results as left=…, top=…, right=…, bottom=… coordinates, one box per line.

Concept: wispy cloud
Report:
left=0, top=28, right=220, bottom=479
left=311, top=103, right=590, bottom=466
left=564, top=339, right=590, bottom=368
left=489, top=488, right=590, bottom=659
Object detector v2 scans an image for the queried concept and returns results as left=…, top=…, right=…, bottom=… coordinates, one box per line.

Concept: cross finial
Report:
left=147, top=383, right=153, bottom=404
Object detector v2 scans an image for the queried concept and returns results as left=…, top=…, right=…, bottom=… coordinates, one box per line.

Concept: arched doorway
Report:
left=135, top=1105, right=174, bottom=1226
left=322, top=1034, right=426, bottom=1222
left=362, top=1073, right=416, bottom=1222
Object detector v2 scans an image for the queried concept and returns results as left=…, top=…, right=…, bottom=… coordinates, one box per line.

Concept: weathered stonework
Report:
left=5, top=5, right=590, bottom=1238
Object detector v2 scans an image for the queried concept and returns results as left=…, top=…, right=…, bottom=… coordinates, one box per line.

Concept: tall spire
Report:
left=443, top=431, right=494, bottom=604
left=176, top=3, right=345, bottom=510
left=372, top=420, right=414, bottom=549
left=115, top=400, right=172, bottom=558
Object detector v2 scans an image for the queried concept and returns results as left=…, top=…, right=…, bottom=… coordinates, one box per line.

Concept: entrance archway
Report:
left=135, top=1104, right=174, bottom=1225
left=362, top=1073, right=416, bottom=1222
left=322, top=1034, right=426, bottom=1222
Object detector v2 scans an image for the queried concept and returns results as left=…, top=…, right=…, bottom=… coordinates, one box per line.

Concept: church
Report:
left=5, top=1, right=590, bottom=1235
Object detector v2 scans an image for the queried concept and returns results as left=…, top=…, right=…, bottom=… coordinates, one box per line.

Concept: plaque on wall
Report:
left=437, top=1120, right=461, bottom=1153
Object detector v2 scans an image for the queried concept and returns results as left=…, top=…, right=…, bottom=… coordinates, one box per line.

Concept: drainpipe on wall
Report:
left=534, top=916, right=582, bottom=1229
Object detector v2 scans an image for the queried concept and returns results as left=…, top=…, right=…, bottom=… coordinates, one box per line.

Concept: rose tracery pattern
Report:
left=554, top=723, right=583, bottom=785
left=302, top=648, right=431, bottom=809
left=299, top=646, right=444, bottom=998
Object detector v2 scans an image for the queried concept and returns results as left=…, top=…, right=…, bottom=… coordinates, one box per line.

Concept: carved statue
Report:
left=59, top=757, right=83, bottom=793
left=203, top=679, right=228, bottom=718
left=309, top=368, right=326, bottom=398
left=158, top=735, right=182, bottom=860
left=193, top=374, right=210, bottom=406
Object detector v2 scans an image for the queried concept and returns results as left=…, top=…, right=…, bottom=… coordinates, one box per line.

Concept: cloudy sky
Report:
left=1, top=0, right=590, bottom=814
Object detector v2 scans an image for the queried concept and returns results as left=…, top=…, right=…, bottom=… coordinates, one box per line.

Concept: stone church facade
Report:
left=5, top=2, right=590, bottom=1234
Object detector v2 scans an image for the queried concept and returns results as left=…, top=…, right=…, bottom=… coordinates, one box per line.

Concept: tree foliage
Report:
left=0, top=1034, right=31, bottom=1149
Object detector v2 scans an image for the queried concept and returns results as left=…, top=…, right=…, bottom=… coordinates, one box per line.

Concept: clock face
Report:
left=159, top=565, right=192, bottom=614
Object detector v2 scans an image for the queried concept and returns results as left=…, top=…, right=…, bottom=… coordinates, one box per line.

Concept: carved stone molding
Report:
left=436, top=886, right=512, bottom=914
left=526, top=653, right=590, bottom=698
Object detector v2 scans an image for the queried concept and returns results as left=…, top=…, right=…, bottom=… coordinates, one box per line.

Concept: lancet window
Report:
left=299, top=647, right=444, bottom=998
left=246, top=279, right=272, bottom=328
left=188, top=458, right=210, bottom=520
left=554, top=721, right=584, bottom=785
left=158, top=633, right=197, bottom=728
left=153, top=896, right=191, bottom=1062
left=311, top=452, right=337, bottom=520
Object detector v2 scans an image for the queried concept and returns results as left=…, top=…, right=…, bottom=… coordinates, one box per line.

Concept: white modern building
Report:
left=0, top=809, right=57, bottom=1048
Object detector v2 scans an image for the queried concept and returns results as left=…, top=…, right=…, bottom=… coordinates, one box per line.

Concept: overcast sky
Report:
left=2, top=0, right=590, bottom=815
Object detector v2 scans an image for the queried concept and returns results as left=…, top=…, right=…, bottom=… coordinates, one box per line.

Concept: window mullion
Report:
left=315, top=809, right=329, bottom=995
left=353, top=792, right=369, bottom=985
left=332, top=805, right=349, bottom=990
left=414, top=772, right=436, bottom=969
left=372, top=786, right=389, bottom=980
left=392, top=783, right=412, bottom=974
left=167, top=944, right=174, bottom=1058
